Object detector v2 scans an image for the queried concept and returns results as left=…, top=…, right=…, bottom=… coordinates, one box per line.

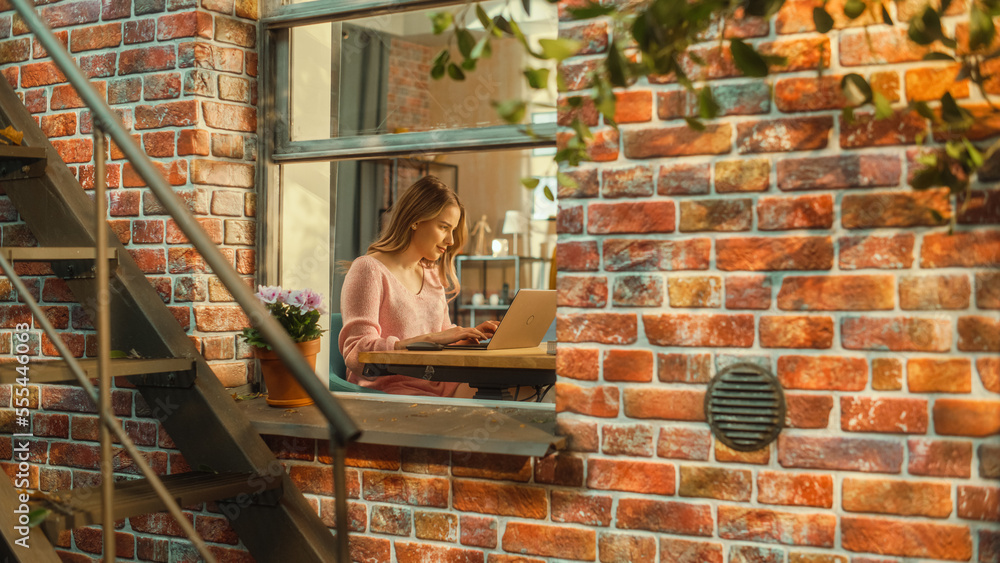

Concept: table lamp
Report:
left=502, top=210, right=526, bottom=257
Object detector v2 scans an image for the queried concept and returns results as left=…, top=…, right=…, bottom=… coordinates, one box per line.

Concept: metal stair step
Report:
left=0, top=357, right=195, bottom=385
left=0, top=247, right=118, bottom=261
left=30, top=471, right=283, bottom=542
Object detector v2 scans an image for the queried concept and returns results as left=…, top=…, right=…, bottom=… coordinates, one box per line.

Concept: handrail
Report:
left=9, top=0, right=359, bottom=448
left=0, top=253, right=220, bottom=563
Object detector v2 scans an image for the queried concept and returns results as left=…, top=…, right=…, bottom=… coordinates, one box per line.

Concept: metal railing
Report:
left=7, top=0, right=361, bottom=561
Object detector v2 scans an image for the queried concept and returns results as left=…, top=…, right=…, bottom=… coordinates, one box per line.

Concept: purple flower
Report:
left=257, top=285, right=283, bottom=304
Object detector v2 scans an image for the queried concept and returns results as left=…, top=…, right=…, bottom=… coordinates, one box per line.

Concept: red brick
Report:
left=958, top=485, right=1000, bottom=521
left=624, top=124, right=732, bottom=158
left=737, top=116, right=832, bottom=153
left=135, top=100, right=197, bottom=129
left=601, top=165, right=653, bottom=198
left=778, top=434, right=903, bottom=473
left=660, top=538, right=723, bottom=563
left=758, top=470, right=833, bottom=508
left=958, top=189, right=1000, bottom=225
left=667, top=276, right=721, bottom=308
left=777, top=153, right=901, bottom=191
left=400, top=448, right=448, bottom=475
left=841, top=516, right=971, bottom=560
left=602, top=349, right=652, bottom=382
left=977, top=272, right=1000, bottom=309
left=127, top=248, right=166, bottom=273
left=614, top=90, right=652, bottom=123
left=839, top=26, right=933, bottom=65
left=778, top=355, right=867, bottom=391
left=132, top=220, right=164, bottom=244
left=551, top=490, right=612, bottom=526
left=587, top=201, right=674, bottom=233
left=370, top=505, right=411, bottom=535
left=52, top=139, right=93, bottom=163
left=501, top=523, right=595, bottom=561
left=839, top=234, right=914, bottom=270
left=20, top=61, right=68, bottom=87
left=843, top=477, right=952, bottom=518
left=980, top=357, right=1000, bottom=393
left=719, top=506, right=836, bottom=547
left=603, top=238, right=711, bottom=271
left=556, top=347, right=598, bottom=381
left=715, top=158, right=770, bottom=193
left=724, top=275, right=771, bottom=310
left=557, top=313, right=637, bottom=344
left=123, top=19, right=155, bottom=44
left=587, top=458, right=673, bottom=494
left=460, top=515, right=497, bottom=548
left=177, top=129, right=210, bottom=157
left=841, top=396, right=929, bottom=434
left=157, top=12, right=212, bottom=40
left=785, top=394, right=834, bottom=429
left=921, top=230, right=1000, bottom=268
left=959, top=315, right=1000, bottom=352
left=981, top=529, right=1000, bottom=563
left=907, top=358, right=972, bottom=393
left=657, top=353, right=711, bottom=384
left=534, top=454, right=583, bottom=487
left=40, top=113, right=76, bottom=137
left=658, top=163, right=710, bottom=195
left=778, top=275, right=894, bottom=311
left=842, top=316, right=952, bottom=352
left=679, top=199, right=752, bottom=232
left=623, top=388, right=704, bottom=421
left=558, top=168, right=598, bottom=199
left=142, top=130, right=175, bottom=157
left=934, top=398, right=1000, bottom=437
left=555, top=383, right=619, bottom=417
left=657, top=426, right=711, bottom=460
left=906, top=65, right=969, bottom=102
left=343, top=443, right=400, bottom=470
left=644, top=313, right=754, bottom=347
left=215, top=15, right=256, bottom=47
left=898, top=274, right=971, bottom=310
left=556, top=419, right=599, bottom=453
left=453, top=453, right=530, bottom=482
left=73, top=528, right=135, bottom=557
left=598, top=532, right=655, bottom=563
left=611, top=274, right=663, bottom=307
left=395, top=542, right=482, bottom=563
left=842, top=189, right=951, bottom=228
left=616, top=498, right=713, bottom=536
left=841, top=110, right=927, bottom=148
left=761, top=316, right=834, bottom=349
left=715, top=441, right=771, bottom=465
left=679, top=466, right=751, bottom=501
left=774, top=75, right=848, bottom=112
left=556, top=204, right=583, bottom=234
left=717, top=236, right=833, bottom=271
left=70, top=22, right=121, bottom=53
left=362, top=471, right=447, bottom=507
left=556, top=241, right=599, bottom=272
left=909, top=438, right=973, bottom=478
left=143, top=73, right=181, bottom=101
left=558, top=96, right=598, bottom=127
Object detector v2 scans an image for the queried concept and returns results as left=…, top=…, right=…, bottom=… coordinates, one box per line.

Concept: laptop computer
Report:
left=446, top=289, right=556, bottom=351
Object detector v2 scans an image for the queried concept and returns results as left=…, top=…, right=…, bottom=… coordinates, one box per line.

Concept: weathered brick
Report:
left=757, top=470, right=833, bottom=508
left=558, top=168, right=598, bottom=199
left=842, top=189, right=950, bottom=228
left=958, top=485, right=1000, bottom=521
left=363, top=471, right=447, bottom=507
left=614, top=90, right=652, bottom=123
left=556, top=347, right=598, bottom=381
left=717, top=236, right=833, bottom=270
left=841, top=316, right=952, bottom=352
left=413, top=511, right=456, bottom=542
left=737, top=116, right=832, bottom=153
left=601, top=423, right=654, bottom=456
left=908, top=438, right=973, bottom=478
left=841, top=516, right=971, bottom=560
left=921, top=230, right=1000, bottom=267
left=778, top=355, right=867, bottom=390
left=758, top=194, right=834, bottom=231
left=778, top=434, right=903, bottom=473
left=907, top=358, right=972, bottom=393
left=395, top=542, right=482, bottom=563
left=460, top=515, right=496, bottom=548
left=623, top=388, right=704, bottom=421
left=551, top=490, right=612, bottom=526
left=644, top=313, right=754, bottom=347
left=778, top=275, right=894, bottom=311
left=906, top=65, right=969, bottom=102
left=959, top=315, right=1000, bottom=351
left=603, top=238, right=711, bottom=271
left=202, top=101, right=257, bottom=132
left=658, top=163, right=710, bottom=195
left=557, top=313, right=637, bottom=344
left=839, top=27, right=932, bottom=65
left=841, top=396, right=929, bottom=434
left=615, top=499, right=713, bottom=536
left=667, top=276, right=721, bottom=308
left=598, top=532, right=655, bottom=563
left=534, top=454, right=583, bottom=487
left=977, top=272, right=1000, bottom=309
left=587, top=201, right=674, bottom=233
left=725, top=275, right=772, bottom=309
left=556, top=204, right=582, bottom=234
left=611, top=274, right=663, bottom=307
left=958, top=189, right=1000, bottom=224
left=872, top=358, right=903, bottom=391
left=555, top=383, right=619, bottom=418
left=777, top=154, right=901, bottom=191
left=657, top=426, right=711, bottom=460
left=135, top=100, right=197, bottom=129
left=785, top=394, right=833, bottom=429
left=718, top=506, right=836, bottom=547
left=70, top=22, right=121, bottom=52
left=679, top=199, right=752, bottom=232
left=934, top=398, right=1000, bottom=436
left=624, top=124, right=732, bottom=158
left=839, top=234, right=914, bottom=270
left=760, top=316, right=834, bottom=349
left=453, top=453, right=530, bottom=482
left=775, top=75, right=848, bottom=112
left=715, top=158, right=770, bottom=193
left=501, top=523, right=595, bottom=561
left=679, top=466, right=751, bottom=501
left=556, top=241, right=599, bottom=272
left=899, top=274, right=971, bottom=310
left=841, top=110, right=927, bottom=148
left=602, top=349, right=653, bottom=382
left=660, top=538, right=723, bottom=563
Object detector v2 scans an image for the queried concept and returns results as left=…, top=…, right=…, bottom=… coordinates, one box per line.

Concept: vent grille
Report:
left=705, top=363, right=786, bottom=452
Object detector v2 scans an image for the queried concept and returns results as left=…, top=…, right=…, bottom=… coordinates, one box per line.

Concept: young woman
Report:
left=338, top=176, right=499, bottom=396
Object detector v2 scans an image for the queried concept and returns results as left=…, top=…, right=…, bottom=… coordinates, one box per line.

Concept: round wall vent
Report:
left=704, top=363, right=786, bottom=452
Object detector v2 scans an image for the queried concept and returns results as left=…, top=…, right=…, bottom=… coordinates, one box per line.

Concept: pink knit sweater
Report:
left=338, top=255, right=460, bottom=396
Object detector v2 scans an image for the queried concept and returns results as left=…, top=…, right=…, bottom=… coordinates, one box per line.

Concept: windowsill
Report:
left=235, top=393, right=563, bottom=456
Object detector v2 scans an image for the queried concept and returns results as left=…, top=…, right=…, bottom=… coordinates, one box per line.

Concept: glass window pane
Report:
left=287, top=0, right=557, bottom=141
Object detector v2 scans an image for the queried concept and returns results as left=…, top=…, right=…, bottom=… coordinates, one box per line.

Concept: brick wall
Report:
left=1, top=1, right=999, bottom=562
left=0, top=0, right=260, bottom=387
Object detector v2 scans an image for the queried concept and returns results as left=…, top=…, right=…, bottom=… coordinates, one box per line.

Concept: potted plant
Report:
left=241, top=285, right=326, bottom=407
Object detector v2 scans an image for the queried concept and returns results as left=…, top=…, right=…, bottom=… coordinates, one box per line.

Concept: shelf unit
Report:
left=455, top=255, right=549, bottom=327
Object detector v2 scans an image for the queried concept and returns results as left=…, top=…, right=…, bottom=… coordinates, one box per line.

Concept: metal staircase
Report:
left=0, top=0, right=360, bottom=560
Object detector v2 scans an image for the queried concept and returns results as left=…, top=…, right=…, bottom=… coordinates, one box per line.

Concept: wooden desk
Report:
left=359, top=345, right=556, bottom=400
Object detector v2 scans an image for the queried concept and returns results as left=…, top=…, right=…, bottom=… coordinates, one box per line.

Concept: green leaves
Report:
left=430, top=49, right=450, bottom=80
left=430, top=11, right=453, bottom=35
left=813, top=7, right=834, bottom=33
left=843, top=0, right=867, bottom=19
left=539, top=38, right=583, bottom=62
left=697, top=86, right=720, bottom=119
left=523, top=67, right=550, bottom=89
left=521, top=177, right=540, bottom=189
left=457, top=28, right=476, bottom=58
left=493, top=99, right=527, bottom=123
left=841, top=73, right=873, bottom=105
left=744, top=0, right=786, bottom=18
left=970, top=2, right=996, bottom=51
left=940, top=91, right=974, bottom=129
left=730, top=39, right=769, bottom=77
left=907, top=6, right=955, bottom=47
left=567, top=0, right=617, bottom=19
left=447, top=63, right=466, bottom=80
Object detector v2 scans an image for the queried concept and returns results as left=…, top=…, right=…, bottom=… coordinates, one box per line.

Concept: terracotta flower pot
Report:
left=255, top=338, right=321, bottom=407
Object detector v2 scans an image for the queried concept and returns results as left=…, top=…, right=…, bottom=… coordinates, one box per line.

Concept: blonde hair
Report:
left=366, top=176, right=467, bottom=300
